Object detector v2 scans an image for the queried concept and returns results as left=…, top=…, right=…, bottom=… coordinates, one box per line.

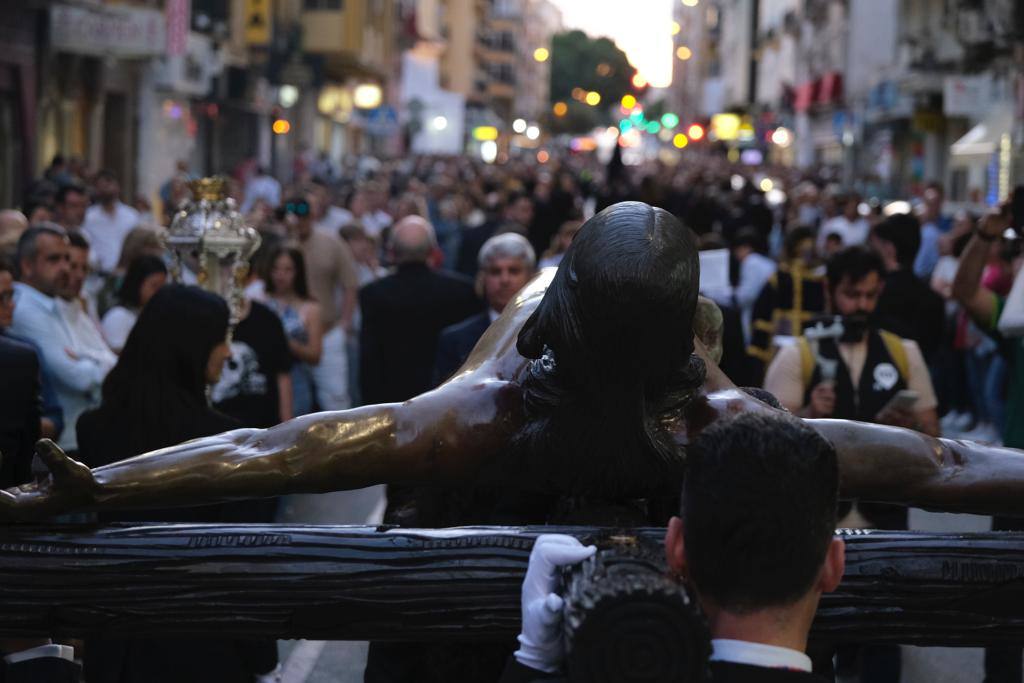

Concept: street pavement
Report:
left=271, top=490, right=1008, bottom=682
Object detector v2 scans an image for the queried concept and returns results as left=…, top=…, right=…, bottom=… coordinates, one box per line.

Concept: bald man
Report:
left=359, top=216, right=481, bottom=405
left=0, top=210, right=28, bottom=262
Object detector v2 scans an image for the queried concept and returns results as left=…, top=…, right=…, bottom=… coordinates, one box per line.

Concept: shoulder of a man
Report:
left=0, top=334, right=39, bottom=373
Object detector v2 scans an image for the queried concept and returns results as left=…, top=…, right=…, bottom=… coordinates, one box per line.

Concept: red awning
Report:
left=794, top=79, right=820, bottom=112
left=818, top=71, right=844, bottom=104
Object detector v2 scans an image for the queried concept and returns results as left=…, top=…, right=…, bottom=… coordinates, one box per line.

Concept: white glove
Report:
left=513, top=534, right=597, bottom=673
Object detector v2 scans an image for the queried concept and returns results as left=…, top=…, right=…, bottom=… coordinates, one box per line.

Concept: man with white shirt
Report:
left=80, top=170, right=139, bottom=276
left=501, top=411, right=842, bottom=682
left=240, top=166, right=282, bottom=214
left=703, top=228, right=776, bottom=345
left=818, top=194, right=869, bottom=251
left=9, top=225, right=116, bottom=456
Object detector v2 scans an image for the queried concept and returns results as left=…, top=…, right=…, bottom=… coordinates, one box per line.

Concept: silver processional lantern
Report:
left=165, top=177, right=261, bottom=328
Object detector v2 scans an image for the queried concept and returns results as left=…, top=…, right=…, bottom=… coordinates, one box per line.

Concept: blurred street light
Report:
left=513, top=118, right=527, bottom=134
left=353, top=83, right=383, bottom=109
left=481, top=140, right=498, bottom=164
left=632, top=74, right=648, bottom=88
left=671, top=21, right=681, bottom=35
left=473, top=126, right=499, bottom=141
left=272, top=119, right=291, bottom=135
left=278, top=85, right=299, bottom=108
left=526, top=125, right=541, bottom=140
left=537, top=150, right=550, bottom=163
left=533, top=47, right=549, bottom=62
left=682, top=0, right=699, bottom=6
left=432, top=115, right=448, bottom=131
left=661, top=112, right=679, bottom=129
left=621, top=94, right=637, bottom=109
left=687, top=123, right=705, bottom=140
left=553, top=102, right=568, bottom=117
left=585, top=91, right=601, bottom=106
left=673, top=133, right=689, bottom=148
left=676, top=46, right=693, bottom=60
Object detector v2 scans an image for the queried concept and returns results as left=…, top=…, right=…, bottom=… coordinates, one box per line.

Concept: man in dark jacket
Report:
left=501, top=412, right=843, bottom=682
left=359, top=216, right=481, bottom=405
left=434, top=233, right=536, bottom=385
left=871, top=213, right=945, bottom=362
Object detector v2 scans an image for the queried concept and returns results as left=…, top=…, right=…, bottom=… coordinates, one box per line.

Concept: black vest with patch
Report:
left=803, top=330, right=909, bottom=529
left=803, top=331, right=907, bottom=423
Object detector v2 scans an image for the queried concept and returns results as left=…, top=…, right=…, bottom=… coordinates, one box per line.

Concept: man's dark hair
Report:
left=514, top=202, right=705, bottom=497
left=732, top=227, right=765, bottom=253
left=682, top=412, right=838, bottom=612
left=825, top=245, right=884, bottom=295
left=67, top=231, right=89, bottom=251
left=783, top=226, right=815, bottom=260
left=56, top=184, right=87, bottom=206
left=0, top=257, right=12, bottom=275
left=95, top=168, right=118, bottom=183
left=15, top=223, right=67, bottom=278
left=871, top=213, right=921, bottom=268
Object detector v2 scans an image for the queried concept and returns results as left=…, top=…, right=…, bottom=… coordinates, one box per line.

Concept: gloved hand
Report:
left=513, top=534, right=597, bottom=673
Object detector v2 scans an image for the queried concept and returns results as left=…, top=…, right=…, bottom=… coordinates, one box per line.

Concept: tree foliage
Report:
left=548, top=30, right=638, bottom=133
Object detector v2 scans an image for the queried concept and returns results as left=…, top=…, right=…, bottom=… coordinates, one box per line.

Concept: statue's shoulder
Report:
left=454, top=269, right=555, bottom=381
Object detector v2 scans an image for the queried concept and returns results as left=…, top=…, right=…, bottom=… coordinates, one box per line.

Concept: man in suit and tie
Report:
left=434, top=233, right=536, bottom=385
left=359, top=215, right=481, bottom=405
left=503, top=411, right=843, bottom=682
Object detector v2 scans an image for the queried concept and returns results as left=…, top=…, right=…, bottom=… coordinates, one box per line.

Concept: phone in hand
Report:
left=882, top=390, right=919, bottom=414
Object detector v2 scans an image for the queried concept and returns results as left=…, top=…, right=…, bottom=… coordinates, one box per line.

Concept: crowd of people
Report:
left=0, top=147, right=1022, bottom=682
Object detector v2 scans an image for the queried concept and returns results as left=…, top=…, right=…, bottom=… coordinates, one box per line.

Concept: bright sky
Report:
left=548, top=0, right=675, bottom=88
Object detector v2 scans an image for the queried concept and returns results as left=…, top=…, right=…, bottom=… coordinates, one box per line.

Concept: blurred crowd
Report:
left=1, top=147, right=1023, bottom=681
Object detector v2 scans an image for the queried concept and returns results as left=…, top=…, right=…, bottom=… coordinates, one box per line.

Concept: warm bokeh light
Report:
left=537, top=150, right=550, bottom=163
left=673, top=133, right=689, bottom=148
left=473, top=126, right=499, bottom=141
left=632, top=74, right=648, bottom=88
left=771, top=127, right=793, bottom=147
left=621, top=94, right=637, bottom=109
left=596, top=63, right=611, bottom=76
left=513, top=118, right=527, bottom=134
left=760, top=178, right=774, bottom=192
left=272, top=119, right=291, bottom=135
left=553, top=102, right=568, bottom=117
left=533, top=47, right=550, bottom=62
left=585, top=91, right=602, bottom=106
left=571, top=87, right=585, bottom=100
left=687, top=123, right=705, bottom=140
left=353, top=83, right=383, bottom=109
left=682, top=0, right=699, bottom=6
left=671, top=21, right=681, bottom=35
left=676, top=46, right=693, bottom=60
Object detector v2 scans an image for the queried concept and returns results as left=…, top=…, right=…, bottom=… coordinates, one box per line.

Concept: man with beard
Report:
left=763, top=245, right=938, bottom=683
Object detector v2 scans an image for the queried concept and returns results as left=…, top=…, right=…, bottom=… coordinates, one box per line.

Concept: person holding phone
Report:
left=764, top=245, right=939, bottom=683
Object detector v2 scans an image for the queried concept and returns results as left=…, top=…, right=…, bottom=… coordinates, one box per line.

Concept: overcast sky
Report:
left=548, top=0, right=675, bottom=88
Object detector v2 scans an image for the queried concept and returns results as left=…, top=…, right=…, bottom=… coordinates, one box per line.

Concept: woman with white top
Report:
left=100, top=255, right=167, bottom=353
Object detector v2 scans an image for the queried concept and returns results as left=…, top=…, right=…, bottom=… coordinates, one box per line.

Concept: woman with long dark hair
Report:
left=263, top=245, right=322, bottom=415
left=77, top=284, right=275, bottom=683
left=100, top=254, right=167, bottom=353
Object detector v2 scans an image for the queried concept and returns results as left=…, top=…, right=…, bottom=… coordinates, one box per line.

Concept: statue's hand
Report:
left=0, top=440, right=99, bottom=521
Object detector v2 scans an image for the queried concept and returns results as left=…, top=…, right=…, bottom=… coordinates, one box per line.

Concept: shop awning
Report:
left=951, top=108, right=1014, bottom=157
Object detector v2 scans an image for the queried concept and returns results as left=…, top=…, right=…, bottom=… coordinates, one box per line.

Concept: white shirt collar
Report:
left=710, top=638, right=812, bottom=673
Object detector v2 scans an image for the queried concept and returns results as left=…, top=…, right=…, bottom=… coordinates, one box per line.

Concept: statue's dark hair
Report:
left=513, top=202, right=705, bottom=497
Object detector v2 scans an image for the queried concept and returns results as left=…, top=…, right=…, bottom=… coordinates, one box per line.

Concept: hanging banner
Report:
left=244, top=0, right=272, bottom=46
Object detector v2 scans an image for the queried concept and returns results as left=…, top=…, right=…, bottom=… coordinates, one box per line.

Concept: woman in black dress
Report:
left=77, top=284, right=274, bottom=683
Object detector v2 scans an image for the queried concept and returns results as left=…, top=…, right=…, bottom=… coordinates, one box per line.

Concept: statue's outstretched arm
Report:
left=1, top=380, right=514, bottom=520
left=811, top=418, right=1024, bottom=516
